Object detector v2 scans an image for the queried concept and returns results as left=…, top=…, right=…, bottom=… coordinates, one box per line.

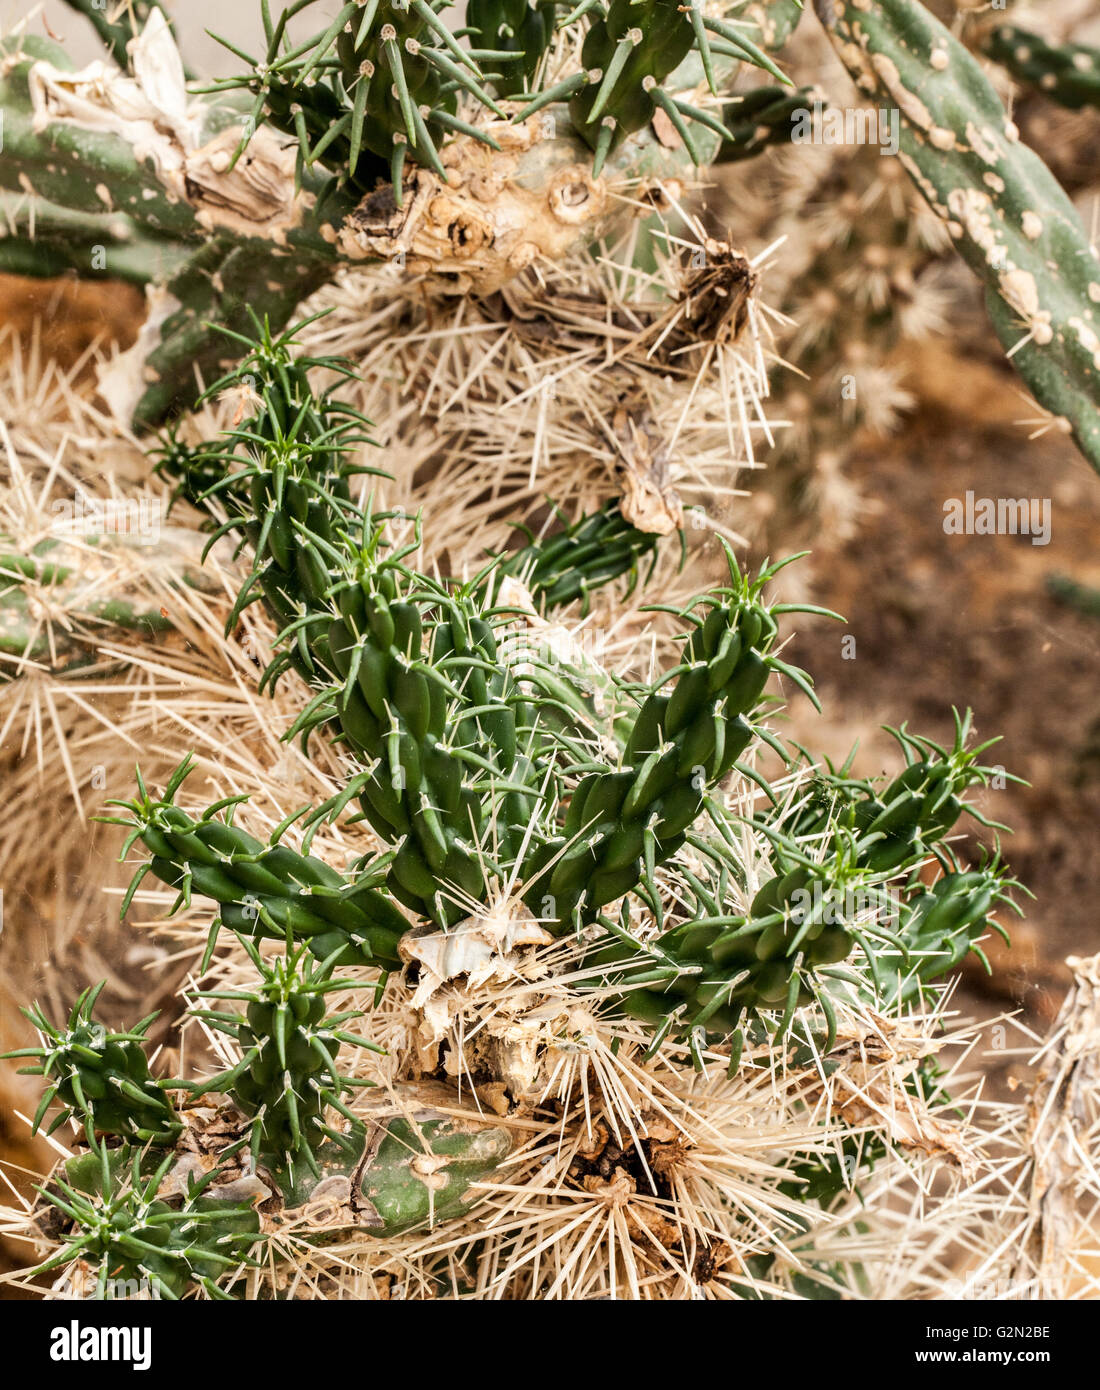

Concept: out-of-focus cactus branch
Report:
left=813, top=0, right=1100, bottom=472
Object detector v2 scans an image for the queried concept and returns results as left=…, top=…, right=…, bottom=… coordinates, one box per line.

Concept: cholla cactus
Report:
left=3, top=0, right=1099, bottom=1306
left=28, top=1140, right=260, bottom=1301
left=3, top=323, right=1038, bottom=1299
left=813, top=0, right=1100, bottom=466
left=182, top=934, right=381, bottom=1183
left=982, top=24, right=1100, bottom=110
left=2, top=984, right=181, bottom=1143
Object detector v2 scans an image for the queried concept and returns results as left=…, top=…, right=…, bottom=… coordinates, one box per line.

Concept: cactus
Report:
left=0, top=538, right=184, bottom=675
left=716, top=83, right=820, bottom=163
left=590, top=725, right=1021, bottom=1053
left=3, top=1, right=1081, bottom=1306
left=124, top=326, right=835, bottom=950
left=3, top=322, right=1029, bottom=1296
left=111, top=327, right=1015, bottom=1066
left=2, top=984, right=181, bottom=1143
left=201, top=0, right=511, bottom=196
left=181, top=933, right=381, bottom=1187
left=982, top=24, right=1100, bottom=112
left=30, top=1140, right=260, bottom=1301
left=3, top=0, right=1096, bottom=477
left=13, top=971, right=516, bottom=1290
left=564, top=0, right=793, bottom=174
left=812, top=0, right=1100, bottom=471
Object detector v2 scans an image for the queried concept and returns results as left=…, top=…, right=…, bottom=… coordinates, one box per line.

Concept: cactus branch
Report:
left=813, top=0, right=1100, bottom=471
left=982, top=24, right=1100, bottom=112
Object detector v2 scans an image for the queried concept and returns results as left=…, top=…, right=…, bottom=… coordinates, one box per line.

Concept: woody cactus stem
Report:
left=982, top=25, right=1100, bottom=112
left=813, top=0, right=1100, bottom=470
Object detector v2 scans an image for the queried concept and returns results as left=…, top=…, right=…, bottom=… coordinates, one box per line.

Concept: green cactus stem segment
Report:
left=588, top=709, right=1020, bottom=1052
left=104, top=755, right=411, bottom=970
left=777, top=708, right=1018, bottom=872
left=567, top=0, right=794, bottom=175
left=180, top=933, right=382, bottom=1187
left=501, top=501, right=662, bottom=615
left=524, top=547, right=827, bottom=931
left=32, top=1140, right=260, bottom=1301
left=982, top=25, right=1100, bottom=113
left=594, top=844, right=1017, bottom=1058
left=813, top=0, right=1100, bottom=471
left=875, top=863, right=1018, bottom=1006
left=1, top=984, right=181, bottom=1143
